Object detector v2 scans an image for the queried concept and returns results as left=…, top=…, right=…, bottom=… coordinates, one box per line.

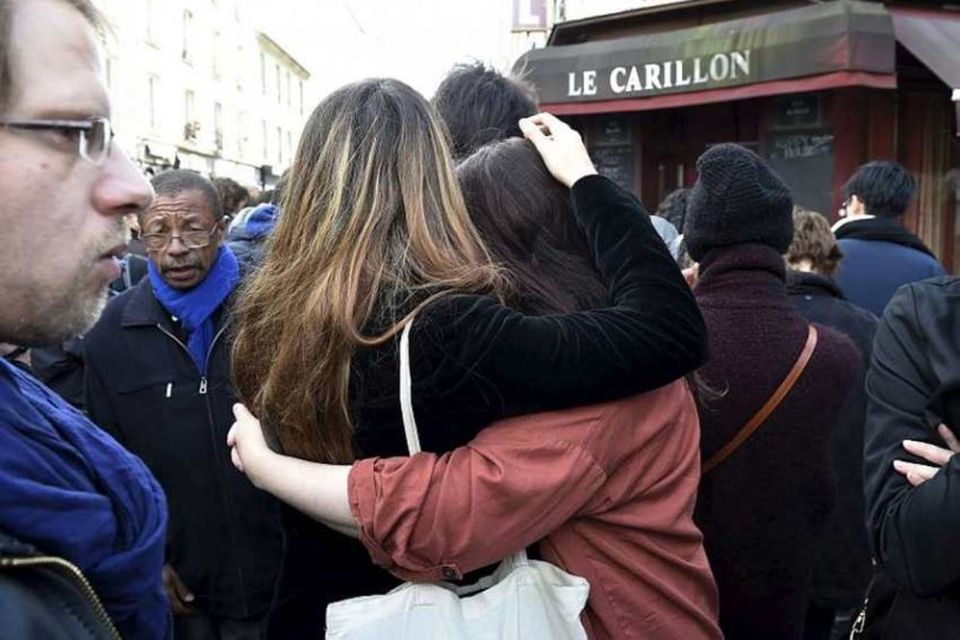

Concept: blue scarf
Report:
left=0, top=360, right=169, bottom=638
left=148, top=246, right=240, bottom=373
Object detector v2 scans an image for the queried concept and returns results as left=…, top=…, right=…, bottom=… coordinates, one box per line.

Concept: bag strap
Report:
left=398, top=319, right=528, bottom=569
left=399, top=321, right=422, bottom=455
left=702, top=325, right=819, bottom=475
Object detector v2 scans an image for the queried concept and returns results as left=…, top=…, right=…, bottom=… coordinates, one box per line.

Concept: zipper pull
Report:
left=199, top=377, right=208, bottom=395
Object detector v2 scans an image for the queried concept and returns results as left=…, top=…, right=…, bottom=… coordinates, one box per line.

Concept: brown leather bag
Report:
left=702, top=325, right=818, bottom=474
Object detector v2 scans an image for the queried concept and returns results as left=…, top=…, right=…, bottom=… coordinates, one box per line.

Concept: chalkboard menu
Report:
left=774, top=94, right=821, bottom=129
left=590, top=117, right=635, bottom=193
left=766, top=129, right=834, bottom=215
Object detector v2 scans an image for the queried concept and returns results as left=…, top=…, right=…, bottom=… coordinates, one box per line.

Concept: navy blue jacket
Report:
left=834, top=218, right=945, bottom=316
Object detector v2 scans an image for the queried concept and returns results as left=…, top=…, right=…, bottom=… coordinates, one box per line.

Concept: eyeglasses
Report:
left=0, top=116, right=113, bottom=165
left=140, top=226, right=219, bottom=251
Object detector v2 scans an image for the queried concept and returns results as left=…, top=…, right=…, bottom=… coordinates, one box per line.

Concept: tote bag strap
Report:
left=398, top=319, right=528, bottom=568
left=399, top=320, right=422, bottom=456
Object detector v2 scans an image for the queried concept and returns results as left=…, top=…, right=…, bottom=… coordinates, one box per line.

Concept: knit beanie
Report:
left=683, top=143, right=794, bottom=262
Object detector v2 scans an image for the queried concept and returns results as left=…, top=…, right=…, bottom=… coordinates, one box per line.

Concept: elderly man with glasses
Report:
left=83, top=170, right=283, bottom=640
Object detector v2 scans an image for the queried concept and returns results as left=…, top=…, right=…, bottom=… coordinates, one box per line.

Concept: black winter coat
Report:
left=84, top=279, right=283, bottom=620
left=863, top=276, right=960, bottom=636
left=270, top=175, right=710, bottom=636
left=787, top=271, right=878, bottom=610
left=692, top=246, right=860, bottom=640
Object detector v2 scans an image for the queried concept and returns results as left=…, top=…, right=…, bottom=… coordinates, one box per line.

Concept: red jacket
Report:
left=348, top=381, right=721, bottom=639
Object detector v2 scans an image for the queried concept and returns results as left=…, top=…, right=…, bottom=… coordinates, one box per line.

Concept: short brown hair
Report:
left=786, top=206, right=844, bottom=276
left=0, top=0, right=104, bottom=113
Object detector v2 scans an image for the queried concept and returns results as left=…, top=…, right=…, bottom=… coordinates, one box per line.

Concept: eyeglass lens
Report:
left=80, top=118, right=111, bottom=164
left=143, top=230, right=215, bottom=250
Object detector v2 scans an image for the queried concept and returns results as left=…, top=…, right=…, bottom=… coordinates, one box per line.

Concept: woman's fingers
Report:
left=938, top=424, right=960, bottom=453
left=903, top=439, right=954, bottom=466
left=519, top=112, right=596, bottom=188
left=893, top=459, right=939, bottom=486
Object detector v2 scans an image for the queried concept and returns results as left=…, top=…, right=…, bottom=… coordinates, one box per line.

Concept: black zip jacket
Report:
left=84, top=279, right=282, bottom=620
left=787, top=271, right=878, bottom=610
left=864, top=276, right=960, bottom=635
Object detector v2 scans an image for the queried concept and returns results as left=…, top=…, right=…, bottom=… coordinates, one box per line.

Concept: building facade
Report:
left=517, top=0, right=960, bottom=272
left=94, top=0, right=310, bottom=188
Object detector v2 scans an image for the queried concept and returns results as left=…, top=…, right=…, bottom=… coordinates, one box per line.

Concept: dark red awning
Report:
left=516, top=0, right=896, bottom=110
left=890, top=7, right=960, bottom=134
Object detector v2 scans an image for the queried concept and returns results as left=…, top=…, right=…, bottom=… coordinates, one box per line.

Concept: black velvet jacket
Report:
left=270, top=174, right=710, bottom=636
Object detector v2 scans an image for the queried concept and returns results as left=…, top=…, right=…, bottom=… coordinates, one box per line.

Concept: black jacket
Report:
left=0, top=531, right=121, bottom=639
left=864, top=276, right=960, bottom=636
left=787, top=271, right=878, bottom=609
left=271, top=175, right=710, bottom=635
left=84, top=278, right=282, bottom=620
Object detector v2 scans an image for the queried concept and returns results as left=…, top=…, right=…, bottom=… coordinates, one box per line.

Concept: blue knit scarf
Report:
left=147, top=246, right=240, bottom=373
left=0, top=359, right=169, bottom=638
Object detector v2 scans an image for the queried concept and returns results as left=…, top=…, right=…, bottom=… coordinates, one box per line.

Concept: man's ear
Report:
left=849, top=195, right=866, bottom=216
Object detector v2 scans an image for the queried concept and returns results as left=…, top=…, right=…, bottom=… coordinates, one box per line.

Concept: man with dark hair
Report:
left=0, top=0, right=169, bottom=637
left=432, top=61, right=537, bottom=159
left=833, top=161, right=945, bottom=316
left=84, top=170, right=282, bottom=639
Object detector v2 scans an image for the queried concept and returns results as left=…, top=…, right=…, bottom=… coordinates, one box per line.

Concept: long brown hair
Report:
left=232, top=79, right=507, bottom=463
left=456, top=138, right=608, bottom=314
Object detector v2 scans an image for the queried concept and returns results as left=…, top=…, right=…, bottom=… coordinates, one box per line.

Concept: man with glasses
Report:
left=84, top=170, right=282, bottom=640
left=0, top=0, right=170, bottom=637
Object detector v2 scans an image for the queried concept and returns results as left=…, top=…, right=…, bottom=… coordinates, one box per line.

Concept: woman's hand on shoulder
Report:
left=519, top=112, right=597, bottom=188
left=227, top=403, right=278, bottom=489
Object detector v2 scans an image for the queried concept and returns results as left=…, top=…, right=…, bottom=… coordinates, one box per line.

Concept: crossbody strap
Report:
left=702, top=325, right=819, bottom=475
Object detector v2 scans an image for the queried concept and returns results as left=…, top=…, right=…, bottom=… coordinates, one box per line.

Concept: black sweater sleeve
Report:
left=863, top=283, right=960, bottom=596
left=412, top=174, right=707, bottom=441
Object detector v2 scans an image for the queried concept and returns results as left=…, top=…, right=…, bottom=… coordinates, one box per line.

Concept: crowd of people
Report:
left=1, top=1, right=958, bottom=639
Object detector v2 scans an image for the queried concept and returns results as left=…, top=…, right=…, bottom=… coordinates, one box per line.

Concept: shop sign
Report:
left=568, top=50, right=751, bottom=98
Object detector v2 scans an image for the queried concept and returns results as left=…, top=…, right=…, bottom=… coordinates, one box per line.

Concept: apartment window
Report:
left=276, top=126, right=283, bottom=165
left=287, top=130, right=293, bottom=159
left=212, top=31, right=221, bottom=78
left=286, top=71, right=292, bottom=108
left=105, top=58, right=113, bottom=88
left=182, top=10, right=193, bottom=62
left=299, top=80, right=304, bottom=116
left=146, top=0, right=155, bottom=43
left=214, top=102, right=223, bottom=151
left=275, top=63, right=282, bottom=105
left=237, top=110, right=248, bottom=155
left=261, top=119, right=268, bottom=161
left=260, top=52, right=266, bottom=95
left=148, top=76, right=158, bottom=130
left=184, top=90, right=195, bottom=124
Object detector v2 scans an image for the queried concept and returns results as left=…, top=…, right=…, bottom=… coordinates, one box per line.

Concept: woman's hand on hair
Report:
left=893, top=424, right=960, bottom=487
left=519, top=113, right=597, bottom=188
left=227, top=403, right=278, bottom=489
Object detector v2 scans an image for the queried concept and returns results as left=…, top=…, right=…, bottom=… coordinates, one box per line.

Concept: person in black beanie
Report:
left=686, top=143, right=860, bottom=640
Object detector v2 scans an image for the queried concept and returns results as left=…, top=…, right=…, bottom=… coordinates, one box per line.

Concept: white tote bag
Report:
left=325, top=321, right=590, bottom=639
